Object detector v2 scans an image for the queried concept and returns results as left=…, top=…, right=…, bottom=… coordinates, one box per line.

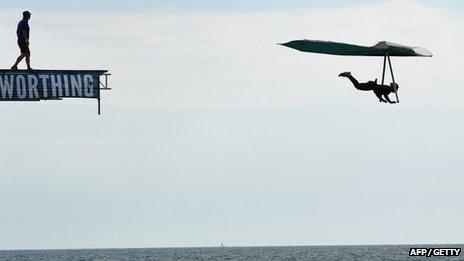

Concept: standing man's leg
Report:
left=11, top=53, right=26, bottom=70
left=12, top=41, right=31, bottom=70
left=25, top=53, right=31, bottom=70
left=24, top=42, right=32, bottom=70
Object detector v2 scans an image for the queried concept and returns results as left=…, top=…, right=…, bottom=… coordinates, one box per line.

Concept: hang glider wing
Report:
left=280, top=40, right=433, bottom=57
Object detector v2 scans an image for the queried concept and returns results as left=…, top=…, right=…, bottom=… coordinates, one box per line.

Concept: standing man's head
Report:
left=23, top=11, right=31, bottom=20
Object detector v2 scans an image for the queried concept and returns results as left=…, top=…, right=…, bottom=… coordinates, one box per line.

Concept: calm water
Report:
left=0, top=245, right=462, bottom=260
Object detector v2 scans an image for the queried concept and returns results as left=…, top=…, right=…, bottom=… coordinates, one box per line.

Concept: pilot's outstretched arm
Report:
left=384, top=94, right=397, bottom=104
left=374, top=91, right=386, bottom=103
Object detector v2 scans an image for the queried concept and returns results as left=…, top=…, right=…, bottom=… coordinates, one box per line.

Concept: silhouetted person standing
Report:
left=11, top=11, right=33, bottom=70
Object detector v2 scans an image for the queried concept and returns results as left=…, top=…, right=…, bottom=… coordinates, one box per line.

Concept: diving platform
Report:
left=0, top=69, right=111, bottom=114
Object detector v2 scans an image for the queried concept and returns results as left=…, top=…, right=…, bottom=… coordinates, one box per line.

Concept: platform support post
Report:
left=98, top=98, right=101, bottom=115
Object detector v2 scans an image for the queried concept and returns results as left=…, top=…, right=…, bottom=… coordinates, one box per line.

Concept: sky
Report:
left=5, top=0, right=464, bottom=12
left=0, top=0, right=463, bottom=250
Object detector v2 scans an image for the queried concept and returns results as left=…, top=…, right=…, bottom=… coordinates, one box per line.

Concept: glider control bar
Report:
left=381, top=52, right=399, bottom=103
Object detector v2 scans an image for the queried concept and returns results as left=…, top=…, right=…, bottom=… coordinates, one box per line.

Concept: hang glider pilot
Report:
left=338, top=72, right=398, bottom=104
left=11, top=11, right=33, bottom=71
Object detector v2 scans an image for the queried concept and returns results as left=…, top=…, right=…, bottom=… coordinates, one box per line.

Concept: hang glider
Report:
left=280, top=40, right=433, bottom=103
left=280, top=40, right=432, bottom=57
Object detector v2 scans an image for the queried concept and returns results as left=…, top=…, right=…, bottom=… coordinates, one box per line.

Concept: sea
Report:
left=0, top=245, right=462, bottom=260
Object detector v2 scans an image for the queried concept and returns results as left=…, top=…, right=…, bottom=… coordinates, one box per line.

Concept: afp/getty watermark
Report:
left=409, top=248, right=461, bottom=257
